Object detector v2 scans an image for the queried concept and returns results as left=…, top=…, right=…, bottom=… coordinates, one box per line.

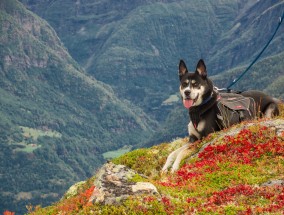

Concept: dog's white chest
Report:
left=188, top=119, right=206, bottom=139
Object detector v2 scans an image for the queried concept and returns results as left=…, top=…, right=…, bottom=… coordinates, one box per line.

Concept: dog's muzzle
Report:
left=184, top=90, right=191, bottom=98
left=182, top=91, right=199, bottom=109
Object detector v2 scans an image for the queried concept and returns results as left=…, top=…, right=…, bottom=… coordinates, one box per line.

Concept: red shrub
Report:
left=3, top=211, right=15, bottom=215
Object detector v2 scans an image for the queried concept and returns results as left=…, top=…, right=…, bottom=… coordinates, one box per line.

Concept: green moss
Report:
left=127, top=173, right=145, bottom=183
left=223, top=205, right=246, bottom=215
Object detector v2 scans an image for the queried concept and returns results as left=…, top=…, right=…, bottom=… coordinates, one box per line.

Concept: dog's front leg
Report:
left=171, top=146, right=191, bottom=173
left=170, top=135, right=197, bottom=172
left=161, top=143, right=189, bottom=173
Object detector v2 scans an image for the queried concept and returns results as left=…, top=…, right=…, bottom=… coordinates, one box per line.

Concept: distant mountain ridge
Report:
left=208, top=0, right=284, bottom=75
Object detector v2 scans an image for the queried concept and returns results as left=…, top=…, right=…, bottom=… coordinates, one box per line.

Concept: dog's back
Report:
left=241, top=90, right=279, bottom=118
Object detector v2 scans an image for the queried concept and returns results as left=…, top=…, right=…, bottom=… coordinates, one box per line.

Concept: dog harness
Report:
left=188, top=91, right=218, bottom=129
left=188, top=91, right=256, bottom=129
left=216, top=93, right=256, bottom=128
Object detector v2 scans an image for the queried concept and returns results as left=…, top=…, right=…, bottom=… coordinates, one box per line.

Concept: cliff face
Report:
left=27, top=107, right=284, bottom=215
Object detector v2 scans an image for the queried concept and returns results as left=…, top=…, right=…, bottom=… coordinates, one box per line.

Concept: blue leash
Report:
left=227, top=12, right=284, bottom=90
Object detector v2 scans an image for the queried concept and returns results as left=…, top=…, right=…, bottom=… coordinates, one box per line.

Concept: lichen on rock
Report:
left=63, top=181, right=86, bottom=200
left=89, top=162, right=159, bottom=205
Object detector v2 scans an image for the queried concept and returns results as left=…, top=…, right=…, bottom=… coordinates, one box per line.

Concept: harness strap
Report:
left=189, top=91, right=218, bottom=128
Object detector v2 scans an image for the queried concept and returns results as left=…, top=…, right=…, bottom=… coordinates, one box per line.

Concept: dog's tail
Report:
left=273, top=97, right=283, bottom=104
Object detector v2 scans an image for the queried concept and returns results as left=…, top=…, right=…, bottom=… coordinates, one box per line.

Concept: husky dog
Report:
left=162, top=59, right=279, bottom=173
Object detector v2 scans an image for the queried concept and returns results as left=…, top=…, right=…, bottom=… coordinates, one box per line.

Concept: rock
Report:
left=132, top=182, right=158, bottom=193
left=63, top=181, right=86, bottom=199
left=261, top=179, right=284, bottom=187
left=89, top=162, right=159, bottom=205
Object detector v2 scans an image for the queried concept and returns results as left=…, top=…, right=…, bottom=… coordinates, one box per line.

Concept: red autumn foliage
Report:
left=158, top=125, right=284, bottom=214
left=56, top=185, right=95, bottom=214
left=161, top=196, right=175, bottom=214
left=205, top=184, right=254, bottom=206
left=3, top=211, right=15, bottom=215
left=173, top=126, right=284, bottom=185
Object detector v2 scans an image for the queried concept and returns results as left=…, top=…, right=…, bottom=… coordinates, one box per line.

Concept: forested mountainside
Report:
left=0, top=0, right=155, bottom=213
left=19, top=0, right=247, bottom=121
left=208, top=0, right=284, bottom=75
left=20, top=0, right=284, bottom=121
left=1, top=0, right=283, bottom=214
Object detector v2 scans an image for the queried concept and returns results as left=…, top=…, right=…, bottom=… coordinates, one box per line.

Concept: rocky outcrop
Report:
left=89, top=162, right=159, bottom=205
left=262, top=179, right=284, bottom=187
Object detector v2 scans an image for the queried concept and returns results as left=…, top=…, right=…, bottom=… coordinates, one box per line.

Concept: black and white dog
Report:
left=162, top=59, right=280, bottom=172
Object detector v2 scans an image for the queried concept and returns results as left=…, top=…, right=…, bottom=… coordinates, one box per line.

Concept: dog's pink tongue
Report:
left=183, top=99, right=193, bottom=109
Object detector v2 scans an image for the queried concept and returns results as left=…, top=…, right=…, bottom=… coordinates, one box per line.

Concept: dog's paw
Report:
left=161, top=164, right=170, bottom=173
left=170, top=165, right=179, bottom=174
left=160, top=169, right=168, bottom=176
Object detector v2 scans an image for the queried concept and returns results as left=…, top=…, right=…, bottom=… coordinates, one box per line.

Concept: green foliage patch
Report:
left=102, top=145, right=132, bottom=160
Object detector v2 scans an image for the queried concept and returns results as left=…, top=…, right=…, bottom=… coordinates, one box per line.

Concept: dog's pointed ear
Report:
left=179, top=60, right=188, bottom=80
left=196, top=59, right=207, bottom=78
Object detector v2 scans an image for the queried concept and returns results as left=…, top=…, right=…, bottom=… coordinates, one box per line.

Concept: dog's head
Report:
left=179, top=59, right=213, bottom=109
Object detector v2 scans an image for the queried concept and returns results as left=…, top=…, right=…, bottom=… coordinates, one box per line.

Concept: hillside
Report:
left=0, top=0, right=156, bottom=213
left=19, top=0, right=284, bottom=122
left=19, top=0, right=253, bottom=121
left=26, top=106, right=284, bottom=214
left=208, top=0, right=284, bottom=75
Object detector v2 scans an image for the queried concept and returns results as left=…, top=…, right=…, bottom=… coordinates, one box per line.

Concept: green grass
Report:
left=8, top=127, right=61, bottom=152
left=20, top=126, right=62, bottom=140
left=14, top=143, right=41, bottom=153
left=162, top=94, right=179, bottom=105
left=102, top=145, right=132, bottom=160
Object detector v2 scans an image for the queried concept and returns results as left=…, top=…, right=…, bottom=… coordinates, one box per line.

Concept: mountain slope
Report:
left=212, top=51, right=284, bottom=98
left=0, top=0, right=156, bottom=213
left=208, top=0, right=284, bottom=75
left=20, top=0, right=284, bottom=144
left=20, top=0, right=284, bottom=123
left=26, top=108, right=284, bottom=214
left=19, top=0, right=249, bottom=121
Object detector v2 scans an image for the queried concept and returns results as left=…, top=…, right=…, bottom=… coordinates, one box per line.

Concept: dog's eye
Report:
left=192, top=83, right=201, bottom=89
left=182, top=82, right=188, bottom=88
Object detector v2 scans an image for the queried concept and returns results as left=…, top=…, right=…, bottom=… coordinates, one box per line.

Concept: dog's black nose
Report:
left=184, top=90, right=191, bottom=97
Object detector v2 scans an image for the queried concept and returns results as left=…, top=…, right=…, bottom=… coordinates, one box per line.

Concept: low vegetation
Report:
left=102, top=145, right=132, bottom=160
left=25, top=105, right=284, bottom=215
